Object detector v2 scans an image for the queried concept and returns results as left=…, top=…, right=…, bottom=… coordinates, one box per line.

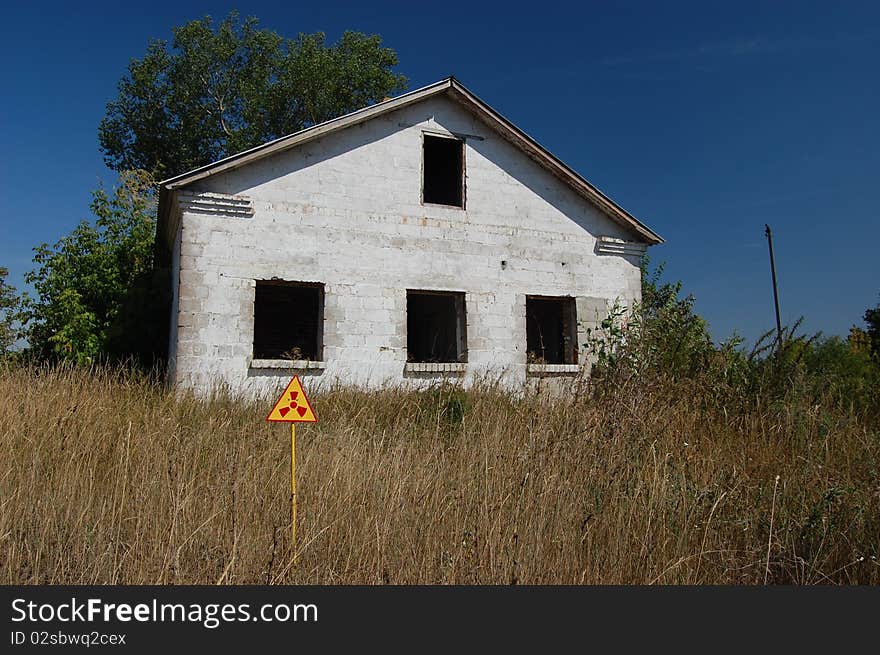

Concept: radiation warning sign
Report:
left=266, top=375, right=318, bottom=423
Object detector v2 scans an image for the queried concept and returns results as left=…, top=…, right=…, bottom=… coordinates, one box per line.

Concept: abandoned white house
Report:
left=156, top=77, right=663, bottom=395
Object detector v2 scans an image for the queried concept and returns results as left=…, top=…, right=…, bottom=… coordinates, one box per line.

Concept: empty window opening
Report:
left=423, top=134, right=464, bottom=207
left=253, top=281, right=324, bottom=360
left=526, top=296, right=577, bottom=365
left=407, top=290, right=467, bottom=363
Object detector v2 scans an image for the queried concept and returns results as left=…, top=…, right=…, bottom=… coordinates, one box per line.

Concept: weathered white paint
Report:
left=166, top=222, right=182, bottom=378
left=169, top=95, right=650, bottom=397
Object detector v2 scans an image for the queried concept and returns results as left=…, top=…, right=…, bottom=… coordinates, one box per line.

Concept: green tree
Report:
left=99, top=11, right=407, bottom=177
left=864, top=297, right=880, bottom=358
left=24, top=13, right=405, bottom=367
left=801, top=335, right=879, bottom=411
left=0, top=267, right=21, bottom=356
left=21, top=170, right=163, bottom=365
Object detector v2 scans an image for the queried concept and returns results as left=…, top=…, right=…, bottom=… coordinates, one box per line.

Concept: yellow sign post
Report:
left=266, top=375, right=318, bottom=566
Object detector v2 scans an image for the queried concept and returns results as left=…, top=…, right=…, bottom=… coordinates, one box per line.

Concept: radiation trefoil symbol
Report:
left=279, top=390, right=309, bottom=418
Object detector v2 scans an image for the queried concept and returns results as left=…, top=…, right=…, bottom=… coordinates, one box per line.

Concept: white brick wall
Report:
left=170, top=95, right=648, bottom=397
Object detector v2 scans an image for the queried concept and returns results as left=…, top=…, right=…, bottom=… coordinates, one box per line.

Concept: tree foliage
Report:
left=583, top=259, right=879, bottom=418
left=19, top=13, right=407, bottom=368
left=0, top=267, right=21, bottom=356
left=863, top=297, right=880, bottom=358
left=21, top=171, right=165, bottom=365
left=99, top=11, right=407, bottom=177
left=584, top=258, right=720, bottom=379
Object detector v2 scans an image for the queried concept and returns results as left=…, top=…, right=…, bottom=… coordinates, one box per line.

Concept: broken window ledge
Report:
left=404, top=362, right=467, bottom=373
left=422, top=201, right=465, bottom=210
left=527, top=363, right=581, bottom=375
left=250, top=359, right=326, bottom=370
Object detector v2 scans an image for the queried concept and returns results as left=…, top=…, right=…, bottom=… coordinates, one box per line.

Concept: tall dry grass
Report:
left=1, top=363, right=877, bottom=584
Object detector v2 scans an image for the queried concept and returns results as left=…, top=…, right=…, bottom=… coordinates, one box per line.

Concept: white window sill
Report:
left=527, top=363, right=581, bottom=375
left=404, top=362, right=467, bottom=373
left=250, top=359, right=326, bottom=370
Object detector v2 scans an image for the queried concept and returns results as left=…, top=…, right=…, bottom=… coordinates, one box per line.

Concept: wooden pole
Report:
left=765, top=224, right=783, bottom=348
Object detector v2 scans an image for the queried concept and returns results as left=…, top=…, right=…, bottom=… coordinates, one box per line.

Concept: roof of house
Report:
left=157, top=76, right=663, bottom=251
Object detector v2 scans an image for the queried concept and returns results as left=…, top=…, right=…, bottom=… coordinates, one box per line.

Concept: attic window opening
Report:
left=253, top=281, right=324, bottom=360
left=526, top=296, right=577, bottom=365
left=422, top=134, right=464, bottom=207
left=407, top=290, right=467, bottom=363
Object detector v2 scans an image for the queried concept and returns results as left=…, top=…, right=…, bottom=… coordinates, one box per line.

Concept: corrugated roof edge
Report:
left=156, top=76, right=663, bottom=257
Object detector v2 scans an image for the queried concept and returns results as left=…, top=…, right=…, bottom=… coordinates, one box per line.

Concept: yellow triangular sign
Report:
left=266, top=375, right=318, bottom=423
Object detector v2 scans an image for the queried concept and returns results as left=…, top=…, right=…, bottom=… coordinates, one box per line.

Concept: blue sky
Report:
left=1, top=1, right=877, bottom=345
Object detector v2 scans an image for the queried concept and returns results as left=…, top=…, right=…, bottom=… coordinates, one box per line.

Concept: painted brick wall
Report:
left=169, top=95, right=648, bottom=396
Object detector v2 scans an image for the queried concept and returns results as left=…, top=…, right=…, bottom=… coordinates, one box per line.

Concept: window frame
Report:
left=405, top=288, right=468, bottom=364
left=252, top=279, right=325, bottom=362
left=525, top=295, right=578, bottom=366
left=420, top=132, right=466, bottom=210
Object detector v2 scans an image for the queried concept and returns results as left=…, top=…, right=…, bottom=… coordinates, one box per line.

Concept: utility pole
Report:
left=765, top=224, right=783, bottom=347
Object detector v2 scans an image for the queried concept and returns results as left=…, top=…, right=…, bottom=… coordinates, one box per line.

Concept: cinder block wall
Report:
left=169, top=96, right=645, bottom=396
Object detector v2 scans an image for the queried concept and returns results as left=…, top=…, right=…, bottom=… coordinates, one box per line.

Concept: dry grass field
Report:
left=1, top=363, right=877, bottom=584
